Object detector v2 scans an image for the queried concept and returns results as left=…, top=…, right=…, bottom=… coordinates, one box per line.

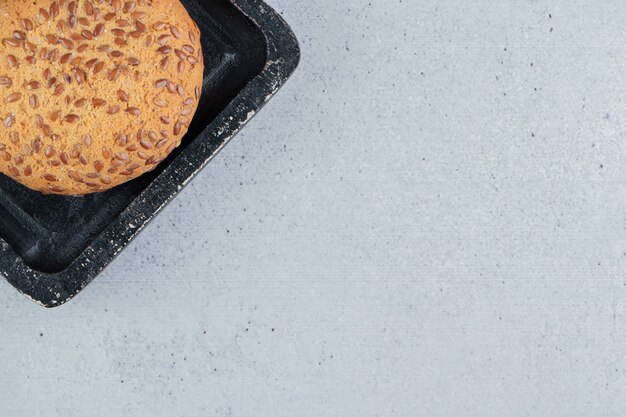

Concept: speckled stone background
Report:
left=2, top=1, right=626, bottom=415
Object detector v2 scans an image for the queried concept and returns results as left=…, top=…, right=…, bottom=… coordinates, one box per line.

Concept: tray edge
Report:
left=0, top=0, right=301, bottom=308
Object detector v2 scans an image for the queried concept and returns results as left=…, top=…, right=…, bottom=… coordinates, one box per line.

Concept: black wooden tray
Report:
left=0, top=0, right=300, bottom=307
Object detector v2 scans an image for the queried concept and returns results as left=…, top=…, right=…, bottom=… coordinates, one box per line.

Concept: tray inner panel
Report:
left=0, top=0, right=267, bottom=273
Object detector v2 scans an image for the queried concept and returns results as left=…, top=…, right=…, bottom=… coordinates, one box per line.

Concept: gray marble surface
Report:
left=2, top=0, right=626, bottom=415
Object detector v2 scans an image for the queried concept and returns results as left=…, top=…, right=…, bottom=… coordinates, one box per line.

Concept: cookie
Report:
left=0, top=0, right=204, bottom=195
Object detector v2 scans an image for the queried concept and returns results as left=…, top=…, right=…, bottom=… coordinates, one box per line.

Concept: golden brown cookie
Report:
left=0, top=0, right=204, bottom=195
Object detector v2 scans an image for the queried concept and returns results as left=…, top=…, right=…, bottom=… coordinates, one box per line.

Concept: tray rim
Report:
left=0, top=0, right=300, bottom=307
